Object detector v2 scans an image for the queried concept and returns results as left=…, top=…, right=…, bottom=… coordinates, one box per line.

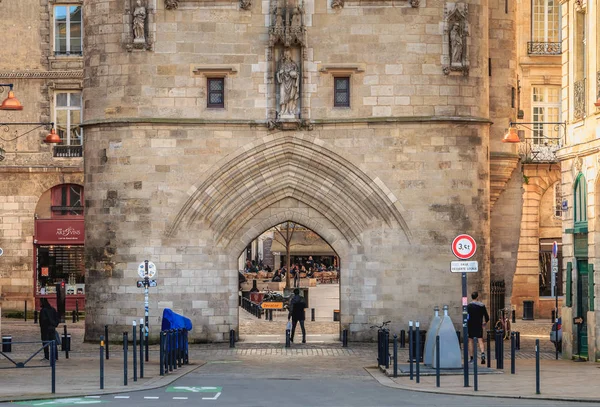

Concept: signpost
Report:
left=552, top=241, right=559, bottom=360
left=136, top=260, right=157, bottom=362
left=451, top=234, right=477, bottom=388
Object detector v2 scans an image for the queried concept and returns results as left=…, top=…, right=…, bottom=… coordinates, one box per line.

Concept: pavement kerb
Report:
left=0, top=362, right=206, bottom=403
left=365, top=367, right=600, bottom=403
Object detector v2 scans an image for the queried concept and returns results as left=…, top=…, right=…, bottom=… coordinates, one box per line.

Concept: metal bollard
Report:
left=178, top=329, right=183, bottom=368
left=51, top=340, right=56, bottom=394
left=516, top=331, right=521, bottom=350
left=62, top=325, right=69, bottom=359
left=499, top=330, right=504, bottom=369
left=435, top=335, right=440, bottom=388
left=133, top=322, right=137, bottom=382
left=512, top=309, right=516, bottom=323
left=170, top=330, right=175, bottom=372
left=75, top=300, right=79, bottom=322
left=100, top=335, right=105, bottom=390
left=486, top=330, right=491, bottom=368
left=415, top=322, right=420, bottom=384
left=311, top=308, right=315, bottom=322
left=342, top=329, right=348, bottom=347
left=124, top=332, right=129, bottom=385
left=408, top=321, right=414, bottom=380
left=34, top=310, right=38, bottom=324
left=159, top=331, right=164, bottom=376
left=535, top=339, right=540, bottom=394
left=400, top=330, right=406, bottom=348
left=495, top=330, right=500, bottom=369
left=473, top=336, right=478, bottom=391
left=230, top=329, right=235, bottom=348
left=184, top=329, right=189, bottom=365
left=285, top=329, right=291, bottom=348
left=511, top=332, right=516, bottom=374
left=24, top=301, right=27, bottom=322
left=139, top=319, right=144, bottom=379
left=393, top=335, right=398, bottom=378
left=174, top=330, right=179, bottom=370
left=385, top=330, right=390, bottom=369
left=72, top=310, right=76, bottom=323
left=105, top=325, right=109, bottom=360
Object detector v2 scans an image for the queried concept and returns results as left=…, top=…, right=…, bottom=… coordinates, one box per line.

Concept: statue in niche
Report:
left=132, top=0, right=147, bottom=43
left=450, top=23, right=463, bottom=65
left=276, top=49, right=300, bottom=117
left=165, top=0, right=179, bottom=9
left=289, top=7, right=305, bottom=46
left=269, top=8, right=285, bottom=46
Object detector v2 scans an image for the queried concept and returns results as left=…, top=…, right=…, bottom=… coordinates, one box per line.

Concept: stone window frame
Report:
left=52, top=86, right=83, bottom=146
left=333, top=77, right=351, bottom=108
left=50, top=1, right=84, bottom=57
left=192, top=65, right=238, bottom=112
left=207, top=77, right=226, bottom=109
left=319, top=64, right=365, bottom=110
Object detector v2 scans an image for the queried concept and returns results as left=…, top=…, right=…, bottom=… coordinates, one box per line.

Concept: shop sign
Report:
left=261, top=302, right=284, bottom=309
left=35, top=219, right=84, bottom=244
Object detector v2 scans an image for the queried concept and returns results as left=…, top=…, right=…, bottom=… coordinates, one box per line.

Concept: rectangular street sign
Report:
left=551, top=258, right=558, bottom=267
left=261, top=302, right=284, bottom=309
left=451, top=261, right=478, bottom=273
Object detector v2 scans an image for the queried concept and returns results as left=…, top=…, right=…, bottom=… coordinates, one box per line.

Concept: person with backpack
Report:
left=288, top=288, right=306, bottom=343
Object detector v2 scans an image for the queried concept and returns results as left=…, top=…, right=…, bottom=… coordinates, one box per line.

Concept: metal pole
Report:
left=535, top=339, right=540, bottom=394
left=342, top=329, right=348, bottom=347
left=473, top=336, right=478, bottom=391
left=499, top=330, right=504, bottom=369
left=133, top=322, right=137, bottom=382
left=486, top=330, right=491, bottom=368
left=105, top=325, right=109, bottom=360
left=415, top=321, right=420, bottom=383
left=511, top=332, right=516, bottom=374
left=409, top=321, right=413, bottom=380
left=34, top=310, right=38, bottom=324
left=124, top=332, right=128, bottom=385
left=100, top=335, right=104, bottom=390
left=51, top=340, right=56, bottom=394
left=311, top=308, right=315, bottom=321
left=393, top=334, right=398, bottom=378
left=173, top=330, right=178, bottom=370
left=555, top=282, right=559, bottom=360
left=144, top=282, right=149, bottom=362
left=400, top=330, right=406, bottom=348
left=169, top=330, right=174, bottom=372
left=139, top=318, right=144, bottom=379
left=72, top=309, right=76, bottom=323
left=435, top=335, right=440, bottom=388
left=24, top=301, right=27, bottom=322
left=230, top=329, right=235, bottom=348
left=184, top=329, right=189, bottom=365
left=76, top=300, right=79, bottom=322
left=63, top=325, right=69, bottom=359
left=159, top=331, right=164, bottom=376
left=285, top=329, right=291, bottom=348
left=462, top=272, right=469, bottom=388
left=495, top=330, right=500, bottom=369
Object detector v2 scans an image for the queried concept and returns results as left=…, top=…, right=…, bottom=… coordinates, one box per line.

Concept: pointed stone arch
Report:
left=167, top=133, right=411, bottom=246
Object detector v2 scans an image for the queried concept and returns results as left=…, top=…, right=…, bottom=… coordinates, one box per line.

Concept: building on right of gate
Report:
left=556, top=0, right=600, bottom=362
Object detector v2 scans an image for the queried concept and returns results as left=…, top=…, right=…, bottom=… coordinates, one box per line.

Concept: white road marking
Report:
left=257, top=334, right=278, bottom=337
left=84, top=396, right=101, bottom=399
left=144, top=396, right=160, bottom=399
left=114, top=396, right=130, bottom=399
left=202, top=392, right=222, bottom=400
left=173, top=397, right=188, bottom=400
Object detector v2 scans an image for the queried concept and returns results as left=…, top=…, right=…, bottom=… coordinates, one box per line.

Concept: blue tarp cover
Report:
left=161, top=308, right=193, bottom=331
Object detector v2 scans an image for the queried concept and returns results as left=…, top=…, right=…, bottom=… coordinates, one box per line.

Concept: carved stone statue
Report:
left=269, top=8, right=285, bottom=46
left=240, top=0, right=252, bottom=9
left=331, top=0, right=345, bottom=8
left=450, top=23, right=463, bottom=64
left=276, top=49, right=300, bottom=117
left=290, top=7, right=305, bottom=46
left=133, top=0, right=146, bottom=43
left=165, top=0, right=179, bottom=9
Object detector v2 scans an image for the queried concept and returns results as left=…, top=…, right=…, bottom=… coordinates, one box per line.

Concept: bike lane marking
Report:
left=16, top=399, right=105, bottom=406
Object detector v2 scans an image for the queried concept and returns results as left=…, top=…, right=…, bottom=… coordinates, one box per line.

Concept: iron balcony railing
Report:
left=574, top=79, right=586, bottom=121
left=53, top=145, right=83, bottom=158
left=527, top=42, right=562, bottom=55
left=517, top=123, right=564, bottom=163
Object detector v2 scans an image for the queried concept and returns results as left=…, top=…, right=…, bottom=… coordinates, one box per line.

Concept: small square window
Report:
left=334, top=77, right=350, bottom=108
left=207, top=78, right=225, bottom=108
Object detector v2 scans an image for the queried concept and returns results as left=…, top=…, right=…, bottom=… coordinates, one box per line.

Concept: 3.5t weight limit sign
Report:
left=451, top=234, right=477, bottom=260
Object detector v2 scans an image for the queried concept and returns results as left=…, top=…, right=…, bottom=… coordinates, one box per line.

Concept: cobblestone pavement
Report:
left=238, top=306, right=339, bottom=335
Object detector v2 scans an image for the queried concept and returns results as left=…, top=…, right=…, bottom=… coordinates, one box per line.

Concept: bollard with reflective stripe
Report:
left=409, top=321, right=414, bottom=380
left=535, top=339, right=540, bottom=394
left=415, top=322, right=420, bottom=384
left=473, top=336, right=478, bottom=391
left=139, top=319, right=144, bottom=379
left=124, top=332, right=129, bottom=385
left=435, top=335, right=440, bottom=388
left=133, top=322, right=137, bottom=382
left=100, top=335, right=105, bottom=390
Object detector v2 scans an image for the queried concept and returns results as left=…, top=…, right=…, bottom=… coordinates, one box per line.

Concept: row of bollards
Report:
left=240, top=297, right=262, bottom=319
left=33, top=300, right=80, bottom=325
left=159, top=328, right=189, bottom=376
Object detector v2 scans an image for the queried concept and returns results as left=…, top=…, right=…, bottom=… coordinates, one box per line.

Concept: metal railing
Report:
left=574, top=79, right=586, bottom=121
left=519, top=136, right=562, bottom=163
left=53, top=145, right=83, bottom=158
left=527, top=42, right=562, bottom=55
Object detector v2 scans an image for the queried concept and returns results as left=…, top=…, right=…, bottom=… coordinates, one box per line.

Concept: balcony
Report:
left=520, top=137, right=561, bottom=163
left=53, top=145, right=83, bottom=158
left=527, top=42, right=562, bottom=55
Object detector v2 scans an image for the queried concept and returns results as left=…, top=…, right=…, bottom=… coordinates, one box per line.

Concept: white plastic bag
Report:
left=286, top=321, right=292, bottom=331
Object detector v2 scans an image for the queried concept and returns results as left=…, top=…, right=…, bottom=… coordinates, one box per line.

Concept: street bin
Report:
left=410, top=329, right=427, bottom=362
left=61, top=334, right=71, bottom=352
left=2, top=336, right=11, bottom=353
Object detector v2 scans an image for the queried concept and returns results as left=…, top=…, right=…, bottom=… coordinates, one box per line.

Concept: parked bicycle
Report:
left=494, top=308, right=511, bottom=340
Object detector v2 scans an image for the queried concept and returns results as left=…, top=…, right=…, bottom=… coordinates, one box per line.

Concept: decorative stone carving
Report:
left=276, top=49, right=300, bottom=118
left=240, top=0, right=252, bottom=9
left=331, top=0, right=344, bottom=9
left=269, top=8, right=285, bottom=46
left=410, top=0, right=420, bottom=7
left=133, top=0, right=147, bottom=44
left=442, top=3, right=469, bottom=76
left=573, top=156, right=583, bottom=175
left=268, top=5, right=306, bottom=47
left=165, top=0, right=179, bottom=9
left=575, top=0, right=587, bottom=13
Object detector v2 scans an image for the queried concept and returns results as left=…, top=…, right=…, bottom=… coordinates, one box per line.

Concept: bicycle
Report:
left=494, top=308, right=511, bottom=340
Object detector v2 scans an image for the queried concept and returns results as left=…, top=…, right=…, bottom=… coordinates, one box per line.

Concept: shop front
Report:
left=33, top=219, right=85, bottom=311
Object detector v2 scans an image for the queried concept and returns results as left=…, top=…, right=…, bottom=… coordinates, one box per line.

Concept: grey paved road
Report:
left=4, top=355, right=600, bottom=407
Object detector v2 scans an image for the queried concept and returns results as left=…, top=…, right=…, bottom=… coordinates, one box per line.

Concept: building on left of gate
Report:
left=0, top=0, right=85, bottom=312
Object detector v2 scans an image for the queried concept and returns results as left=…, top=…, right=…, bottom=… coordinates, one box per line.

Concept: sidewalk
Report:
left=0, top=319, right=200, bottom=402
left=369, top=357, right=600, bottom=402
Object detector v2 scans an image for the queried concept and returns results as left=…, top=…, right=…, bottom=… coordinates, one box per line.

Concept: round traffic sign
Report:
left=0, top=247, right=3, bottom=256
left=451, top=234, right=477, bottom=260
left=138, top=261, right=157, bottom=278
left=552, top=241, right=558, bottom=258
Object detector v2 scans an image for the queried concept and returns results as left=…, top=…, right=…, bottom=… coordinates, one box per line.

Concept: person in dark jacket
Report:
left=467, top=291, right=489, bottom=364
left=288, top=288, right=306, bottom=343
left=39, top=298, right=59, bottom=360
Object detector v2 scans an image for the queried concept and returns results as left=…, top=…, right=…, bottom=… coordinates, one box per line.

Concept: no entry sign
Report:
left=451, top=234, right=477, bottom=260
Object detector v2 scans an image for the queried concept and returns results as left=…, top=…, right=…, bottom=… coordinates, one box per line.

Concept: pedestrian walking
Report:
left=288, top=288, right=306, bottom=343
left=467, top=291, right=489, bottom=365
left=39, top=298, right=59, bottom=360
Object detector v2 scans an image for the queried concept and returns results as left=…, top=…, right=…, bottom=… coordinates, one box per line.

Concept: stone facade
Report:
left=0, top=0, right=84, bottom=310
left=81, top=0, right=521, bottom=341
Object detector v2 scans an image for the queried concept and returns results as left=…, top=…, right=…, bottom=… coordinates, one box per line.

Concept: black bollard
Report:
left=342, top=329, right=348, bottom=347
left=495, top=330, right=500, bottom=369
left=24, top=301, right=27, bottom=322
left=499, top=330, right=504, bottom=369
left=400, top=330, right=406, bottom=348
left=535, top=339, right=540, bottom=394
left=184, top=329, right=189, bottom=365
left=311, top=308, right=315, bottom=322
left=51, top=340, right=56, bottom=394
left=100, top=335, right=105, bottom=390
left=510, top=332, right=516, bottom=374
left=34, top=310, right=38, bottom=324
left=435, top=335, right=440, bottom=388
left=178, top=329, right=183, bottom=368
left=63, top=325, right=69, bottom=359
left=124, top=332, right=129, bottom=385
left=393, top=335, right=398, bottom=378
left=385, top=331, right=390, bottom=369
left=473, top=336, right=478, bottom=391
left=133, top=323, right=137, bottom=382
left=516, top=331, right=521, bottom=350
left=285, top=329, right=291, bottom=348
left=139, top=320, right=144, bottom=379
left=408, top=322, right=414, bottom=380
left=105, top=325, right=109, bottom=360
left=72, top=310, right=76, bottom=323
left=230, top=329, right=235, bottom=348
left=415, top=322, right=420, bottom=384
left=159, top=331, right=164, bottom=376
left=486, top=330, right=491, bottom=368
left=75, top=300, right=79, bottom=322
left=512, top=309, right=516, bottom=323
left=170, top=330, right=175, bottom=372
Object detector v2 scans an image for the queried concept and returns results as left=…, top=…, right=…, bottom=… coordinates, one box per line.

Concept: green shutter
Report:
left=566, top=262, right=573, bottom=307
left=589, top=264, right=595, bottom=312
